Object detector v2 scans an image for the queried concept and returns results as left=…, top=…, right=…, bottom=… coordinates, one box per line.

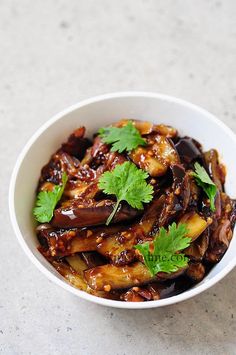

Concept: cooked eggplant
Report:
left=158, top=165, right=190, bottom=227
left=120, top=289, right=148, bottom=302
left=53, top=259, right=89, bottom=292
left=84, top=262, right=186, bottom=291
left=205, top=219, right=232, bottom=262
left=204, top=149, right=225, bottom=192
left=178, top=212, right=210, bottom=241
left=37, top=225, right=126, bottom=257
left=84, top=262, right=155, bottom=290
left=66, top=254, right=88, bottom=274
left=120, top=278, right=193, bottom=301
left=115, top=119, right=177, bottom=138
left=52, top=199, right=140, bottom=228
left=186, top=262, right=205, bottom=282
left=175, top=137, right=201, bottom=164
left=184, top=230, right=209, bottom=261
left=80, top=252, right=107, bottom=268
left=129, top=134, right=179, bottom=177
left=171, top=164, right=190, bottom=213
left=61, top=127, right=92, bottom=159
left=34, top=119, right=235, bottom=302
left=53, top=258, right=117, bottom=299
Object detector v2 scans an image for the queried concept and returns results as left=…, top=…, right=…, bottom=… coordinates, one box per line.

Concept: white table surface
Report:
left=1, top=1, right=236, bottom=354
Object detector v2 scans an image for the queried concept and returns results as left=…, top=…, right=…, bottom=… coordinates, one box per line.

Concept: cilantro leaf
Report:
left=192, top=162, right=217, bottom=211
left=135, top=223, right=191, bottom=276
left=98, top=161, right=154, bottom=225
left=33, top=172, right=68, bottom=223
left=98, top=121, right=146, bottom=153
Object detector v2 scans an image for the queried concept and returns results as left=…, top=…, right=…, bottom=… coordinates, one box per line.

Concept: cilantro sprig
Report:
left=98, top=161, right=154, bottom=225
left=98, top=121, right=146, bottom=153
left=33, top=172, right=68, bottom=223
left=192, top=162, right=217, bottom=212
left=135, top=223, right=191, bottom=276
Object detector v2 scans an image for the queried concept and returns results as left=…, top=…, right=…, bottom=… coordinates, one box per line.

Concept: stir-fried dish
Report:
left=34, top=119, right=236, bottom=302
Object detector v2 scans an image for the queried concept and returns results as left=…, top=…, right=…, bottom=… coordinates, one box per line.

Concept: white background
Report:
left=1, top=1, right=236, bottom=354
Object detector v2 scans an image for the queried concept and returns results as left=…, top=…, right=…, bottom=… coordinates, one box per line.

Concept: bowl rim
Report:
left=9, top=91, right=236, bottom=309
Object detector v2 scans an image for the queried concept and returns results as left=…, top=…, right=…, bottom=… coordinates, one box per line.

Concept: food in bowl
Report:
left=33, top=119, right=236, bottom=302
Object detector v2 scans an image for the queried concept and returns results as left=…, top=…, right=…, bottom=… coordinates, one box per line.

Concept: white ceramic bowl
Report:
left=9, top=92, right=236, bottom=309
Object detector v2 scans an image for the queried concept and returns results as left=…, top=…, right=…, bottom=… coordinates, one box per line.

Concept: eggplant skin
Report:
left=51, top=199, right=141, bottom=228
left=186, top=262, right=205, bottom=282
left=61, top=127, right=92, bottom=160
left=175, top=137, right=201, bottom=164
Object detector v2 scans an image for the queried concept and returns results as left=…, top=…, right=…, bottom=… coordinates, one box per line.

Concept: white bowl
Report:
left=9, top=92, right=236, bottom=309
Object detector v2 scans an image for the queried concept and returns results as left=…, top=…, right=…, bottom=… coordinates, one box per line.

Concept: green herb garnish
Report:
left=98, top=121, right=146, bottom=153
left=33, top=172, right=68, bottom=223
left=192, top=162, right=217, bottom=211
left=135, top=223, right=191, bottom=276
left=98, top=161, right=153, bottom=225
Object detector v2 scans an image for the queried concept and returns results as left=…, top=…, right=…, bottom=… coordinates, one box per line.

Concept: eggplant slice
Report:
left=84, top=262, right=186, bottom=291
left=52, top=198, right=141, bottom=228
left=129, top=134, right=180, bottom=177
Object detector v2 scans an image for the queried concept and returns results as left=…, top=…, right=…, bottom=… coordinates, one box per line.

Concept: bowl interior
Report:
left=10, top=93, right=236, bottom=308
